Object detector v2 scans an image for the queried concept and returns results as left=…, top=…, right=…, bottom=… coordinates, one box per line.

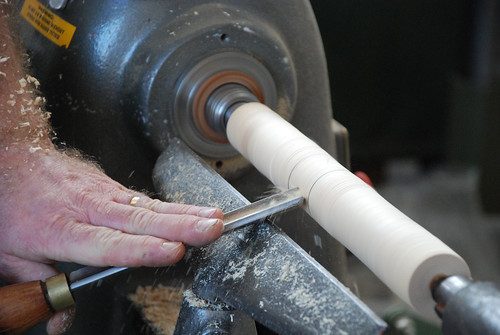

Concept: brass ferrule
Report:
left=45, top=273, right=75, bottom=311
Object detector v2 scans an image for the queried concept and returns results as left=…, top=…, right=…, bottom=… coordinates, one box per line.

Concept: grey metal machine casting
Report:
left=12, top=0, right=500, bottom=334
left=14, top=1, right=352, bottom=333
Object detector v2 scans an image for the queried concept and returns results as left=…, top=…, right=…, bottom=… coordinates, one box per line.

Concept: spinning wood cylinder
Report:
left=226, top=102, right=470, bottom=317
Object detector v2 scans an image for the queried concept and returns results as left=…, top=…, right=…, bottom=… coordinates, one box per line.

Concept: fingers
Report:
left=92, top=204, right=223, bottom=246
left=50, top=223, right=186, bottom=267
left=117, top=192, right=223, bottom=219
left=90, top=194, right=223, bottom=247
left=47, top=307, right=76, bottom=335
left=126, top=210, right=223, bottom=246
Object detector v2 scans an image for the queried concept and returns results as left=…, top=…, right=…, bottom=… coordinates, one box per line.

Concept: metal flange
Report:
left=174, top=52, right=277, bottom=154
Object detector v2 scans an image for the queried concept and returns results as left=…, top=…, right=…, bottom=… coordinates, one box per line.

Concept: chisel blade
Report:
left=69, top=188, right=304, bottom=291
left=223, top=188, right=304, bottom=232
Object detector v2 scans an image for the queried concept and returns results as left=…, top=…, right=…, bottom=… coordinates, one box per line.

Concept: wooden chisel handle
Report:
left=0, top=273, right=75, bottom=334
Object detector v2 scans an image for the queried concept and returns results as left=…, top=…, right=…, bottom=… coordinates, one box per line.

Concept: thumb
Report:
left=47, top=307, right=76, bottom=335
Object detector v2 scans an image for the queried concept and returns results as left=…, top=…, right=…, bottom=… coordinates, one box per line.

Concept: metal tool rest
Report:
left=158, top=140, right=386, bottom=335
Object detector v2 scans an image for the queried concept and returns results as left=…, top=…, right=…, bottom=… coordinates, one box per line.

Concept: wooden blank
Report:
left=227, top=102, right=470, bottom=317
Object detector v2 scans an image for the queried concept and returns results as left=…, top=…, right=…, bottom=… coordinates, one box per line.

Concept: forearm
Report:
left=0, top=3, right=53, bottom=153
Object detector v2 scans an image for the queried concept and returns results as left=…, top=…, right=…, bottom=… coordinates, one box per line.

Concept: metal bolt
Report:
left=49, top=0, right=68, bottom=10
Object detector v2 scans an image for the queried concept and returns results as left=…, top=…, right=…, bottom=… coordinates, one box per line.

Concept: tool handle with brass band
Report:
left=0, top=273, right=75, bottom=335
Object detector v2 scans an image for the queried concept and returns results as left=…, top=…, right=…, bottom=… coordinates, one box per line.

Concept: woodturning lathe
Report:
left=8, top=0, right=500, bottom=334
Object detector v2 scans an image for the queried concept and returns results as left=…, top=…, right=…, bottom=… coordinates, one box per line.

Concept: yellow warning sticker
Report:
left=20, top=0, right=76, bottom=48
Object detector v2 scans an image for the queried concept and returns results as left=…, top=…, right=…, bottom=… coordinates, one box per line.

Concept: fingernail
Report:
left=58, top=308, right=75, bottom=334
left=196, top=218, right=219, bottom=232
left=46, top=307, right=75, bottom=335
left=162, top=242, right=182, bottom=252
left=198, top=208, right=217, bottom=218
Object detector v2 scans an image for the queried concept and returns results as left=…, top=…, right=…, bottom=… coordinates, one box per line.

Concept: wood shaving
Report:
left=28, top=146, right=42, bottom=153
left=26, top=74, right=40, bottom=88
left=129, top=285, right=185, bottom=335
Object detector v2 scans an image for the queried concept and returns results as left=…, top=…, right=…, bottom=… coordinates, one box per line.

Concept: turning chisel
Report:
left=0, top=188, right=304, bottom=334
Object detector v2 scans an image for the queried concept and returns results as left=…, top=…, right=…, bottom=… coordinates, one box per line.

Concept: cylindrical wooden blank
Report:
left=226, top=102, right=470, bottom=317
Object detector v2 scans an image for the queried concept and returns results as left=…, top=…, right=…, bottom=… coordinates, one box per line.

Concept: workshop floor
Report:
left=347, top=159, right=500, bottom=332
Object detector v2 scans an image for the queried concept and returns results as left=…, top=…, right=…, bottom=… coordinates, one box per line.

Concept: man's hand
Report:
left=0, top=146, right=224, bottom=334
left=0, top=4, right=223, bottom=333
left=0, top=147, right=224, bottom=283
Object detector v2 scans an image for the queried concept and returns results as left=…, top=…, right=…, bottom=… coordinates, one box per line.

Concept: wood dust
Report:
left=129, top=285, right=185, bottom=335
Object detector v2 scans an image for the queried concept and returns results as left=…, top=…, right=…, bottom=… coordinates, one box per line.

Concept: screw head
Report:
left=49, top=0, right=68, bottom=10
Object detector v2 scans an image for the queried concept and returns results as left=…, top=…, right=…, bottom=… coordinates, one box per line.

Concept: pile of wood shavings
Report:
left=129, top=285, right=185, bottom=335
